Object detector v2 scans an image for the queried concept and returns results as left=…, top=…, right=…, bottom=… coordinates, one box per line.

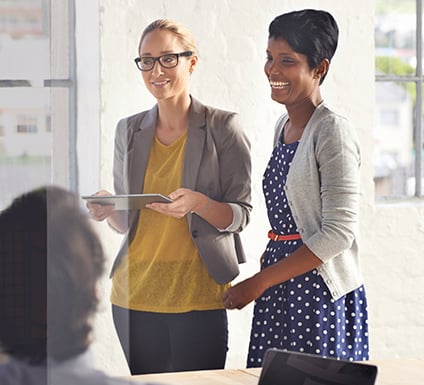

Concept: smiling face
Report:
left=139, top=28, right=197, bottom=103
left=264, top=37, right=323, bottom=107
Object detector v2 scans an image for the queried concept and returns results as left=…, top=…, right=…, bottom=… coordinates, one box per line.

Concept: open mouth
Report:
left=269, top=81, right=289, bottom=89
left=151, top=80, right=170, bottom=87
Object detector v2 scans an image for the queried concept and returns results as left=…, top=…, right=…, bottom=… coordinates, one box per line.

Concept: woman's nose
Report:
left=267, top=61, right=279, bottom=75
left=151, top=60, right=164, bottom=76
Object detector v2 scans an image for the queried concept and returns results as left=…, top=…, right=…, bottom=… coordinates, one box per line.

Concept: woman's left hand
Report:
left=146, top=188, right=206, bottom=218
left=222, top=274, right=267, bottom=310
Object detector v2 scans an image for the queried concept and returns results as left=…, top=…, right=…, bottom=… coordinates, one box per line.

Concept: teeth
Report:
left=270, top=81, right=289, bottom=89
left=152, top=80, right=169, bottom=86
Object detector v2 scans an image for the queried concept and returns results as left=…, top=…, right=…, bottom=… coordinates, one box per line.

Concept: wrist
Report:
left=253, top=271, right=271, bottom=294
left=194, top=194, right=211, bottom=215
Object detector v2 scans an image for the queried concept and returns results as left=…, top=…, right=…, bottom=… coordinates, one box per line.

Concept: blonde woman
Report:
left=87, top=19, right=251, bottom=374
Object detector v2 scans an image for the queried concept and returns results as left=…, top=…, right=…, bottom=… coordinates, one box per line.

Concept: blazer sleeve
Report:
left=212, top=112, right=252, bottom=232
left=110, top=116, right=137, bottom=234
left=113, top=117, right=128, bottom=196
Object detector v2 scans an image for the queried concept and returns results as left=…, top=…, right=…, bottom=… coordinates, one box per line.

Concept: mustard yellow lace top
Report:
left=111, top=133, right=229, bottom=312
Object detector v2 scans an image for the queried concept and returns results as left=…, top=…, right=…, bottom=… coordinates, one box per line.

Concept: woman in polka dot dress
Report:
left=222, top=9, right=369, bottom=367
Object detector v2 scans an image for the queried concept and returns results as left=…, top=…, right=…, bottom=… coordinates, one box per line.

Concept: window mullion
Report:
left=415, top=0, right=423, bottom=196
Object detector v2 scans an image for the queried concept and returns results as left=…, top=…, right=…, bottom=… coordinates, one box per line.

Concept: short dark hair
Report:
left=0, top=186, right=104, bottom=363
left=268, top=9, right=339, bottom=84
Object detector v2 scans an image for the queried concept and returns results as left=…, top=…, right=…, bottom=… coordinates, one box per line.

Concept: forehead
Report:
left=267, top=37, right=295, bottom=53
left=140, top=29, right=182, bottom=55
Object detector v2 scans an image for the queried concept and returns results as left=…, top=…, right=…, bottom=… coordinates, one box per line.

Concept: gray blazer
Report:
left=109, top=96, right=252, bottom=284
left=274, top=102, right=363, bottom=300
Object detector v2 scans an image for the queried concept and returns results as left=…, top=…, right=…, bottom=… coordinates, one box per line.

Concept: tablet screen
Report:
left=259, top=349, right=378, bottom=385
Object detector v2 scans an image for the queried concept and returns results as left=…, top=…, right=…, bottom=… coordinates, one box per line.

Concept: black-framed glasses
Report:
left=134, top=51, right=193, bottom=71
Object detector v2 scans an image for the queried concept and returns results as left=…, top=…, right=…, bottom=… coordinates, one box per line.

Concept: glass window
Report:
left=0, top=0, right=75, bottom=209
left=374, top=0, right=423, bottom=198
left=379, top=109, right=400, bottom=126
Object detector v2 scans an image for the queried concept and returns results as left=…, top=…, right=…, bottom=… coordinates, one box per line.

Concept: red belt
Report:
left=268, top=230, right=301, bottom=241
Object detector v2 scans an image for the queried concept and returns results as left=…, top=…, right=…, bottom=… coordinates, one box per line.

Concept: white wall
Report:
left=76, top=0, right=424, bottom=377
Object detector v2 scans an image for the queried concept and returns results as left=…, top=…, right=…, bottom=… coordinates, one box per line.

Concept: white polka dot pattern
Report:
left=247, top=140, right=369, bottom=368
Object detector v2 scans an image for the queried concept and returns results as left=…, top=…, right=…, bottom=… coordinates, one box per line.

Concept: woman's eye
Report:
left=163, top=55, right=176, bottom=63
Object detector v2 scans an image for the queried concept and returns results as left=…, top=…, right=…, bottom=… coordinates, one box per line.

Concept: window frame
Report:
left=375, top=0, right=423, bottom=197
left=0, top=0, right=77, bottom=191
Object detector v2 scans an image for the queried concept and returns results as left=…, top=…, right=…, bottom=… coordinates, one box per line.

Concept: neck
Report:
left=157, top=94, right=191, bottom=131
left=155, top=94, right=191, bottom=145
left=285, top=94, right=323, bottom=130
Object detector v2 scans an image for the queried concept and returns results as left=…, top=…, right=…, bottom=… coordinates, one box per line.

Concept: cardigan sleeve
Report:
left=286, top=111, right=361, bottom=262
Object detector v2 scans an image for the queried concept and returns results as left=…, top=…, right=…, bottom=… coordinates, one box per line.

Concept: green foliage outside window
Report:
left=375, top=56, right=417, bottom=103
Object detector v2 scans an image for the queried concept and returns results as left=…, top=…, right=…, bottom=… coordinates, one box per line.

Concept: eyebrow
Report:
left=140, top=50, right=177, bottom=56
left=266, top=50, right=294, bottom=56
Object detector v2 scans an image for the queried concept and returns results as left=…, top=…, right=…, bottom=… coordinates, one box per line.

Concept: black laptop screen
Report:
left=258, top=349, right=378, bottom=385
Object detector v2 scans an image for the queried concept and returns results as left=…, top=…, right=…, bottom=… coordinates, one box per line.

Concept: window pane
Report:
left=50, top=87, right=71, bottom=187
left=374, top=81, right=416, bottom=197
left=418, top=84, right=424, bottom=196
left=0, top=0, right=71, bottom=82
left=0, top=0, right=58, bottom=209
left=374, top=0, right=422, bottom=197
left=0, top=0, right=50, bottom=82
left=375, top=0, right=416, bottom=76
left=50, top=0, right=70, bottom=80
left=0, top=87, right=51, bottom=209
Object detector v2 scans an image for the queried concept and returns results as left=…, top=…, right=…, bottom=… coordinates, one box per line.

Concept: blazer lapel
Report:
left=128, top=105, right=157, bottom=194
left=127, top=98, right=206, bottom=192
left=183, top=97, right=206, bottom=190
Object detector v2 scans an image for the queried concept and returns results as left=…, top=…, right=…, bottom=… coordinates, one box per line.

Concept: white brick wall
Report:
left=76, top=0, right=424, bottom=376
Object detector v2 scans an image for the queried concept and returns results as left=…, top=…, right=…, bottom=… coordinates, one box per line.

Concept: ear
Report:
left=189, top=54, right=199, bottom=74
left=314, top=58, right=330, bottom=80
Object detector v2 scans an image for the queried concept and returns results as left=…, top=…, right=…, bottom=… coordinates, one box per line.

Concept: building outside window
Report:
left=0, top=0, right=75, bottom=209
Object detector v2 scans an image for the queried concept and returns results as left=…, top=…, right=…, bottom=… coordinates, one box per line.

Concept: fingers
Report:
left=87, top=203, right=113, bottom=222
left=147, top=191, right=194, bottom=218
left=88, top=208, right=106, bottom=221
left=147, top=201, right=188, bottom=218
left=168, top=188, right=188, bottom=201
left=224, top=298, right=244, bottom=310
left=222, top=290, right=238, bottom=310
left=94, top=189, right=112, bottom=196
left=225, top=299, right=236, bottom=309
left=86, top=190, right=113, bottom=221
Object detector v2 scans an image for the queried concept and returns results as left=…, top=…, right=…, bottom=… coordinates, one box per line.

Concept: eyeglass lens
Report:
left=139, top=54, right=178, bottom=70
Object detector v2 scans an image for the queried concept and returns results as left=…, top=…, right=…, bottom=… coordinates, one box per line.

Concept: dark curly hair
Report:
left=268, top=9, right=339, bottom=84
left=0, top=185, right=104, bottom=363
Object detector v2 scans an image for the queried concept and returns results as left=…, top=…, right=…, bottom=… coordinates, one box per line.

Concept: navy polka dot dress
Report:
left=247, top=139, right=369, bottom=368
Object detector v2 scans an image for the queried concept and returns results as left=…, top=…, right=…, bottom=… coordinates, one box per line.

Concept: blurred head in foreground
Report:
left=0, top=185, right=104, bottom=364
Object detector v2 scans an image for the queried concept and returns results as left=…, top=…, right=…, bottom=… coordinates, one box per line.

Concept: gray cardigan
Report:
left=109, top=96, right=252, bottom=284
left=274, top=102, right=364, bottom=300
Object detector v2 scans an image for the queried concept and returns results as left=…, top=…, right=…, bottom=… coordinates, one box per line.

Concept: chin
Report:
left=271, top=94, right=286, bottom=105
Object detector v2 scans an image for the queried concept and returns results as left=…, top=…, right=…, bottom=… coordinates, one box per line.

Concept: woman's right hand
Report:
left=86, top=190, right=115, bottom=222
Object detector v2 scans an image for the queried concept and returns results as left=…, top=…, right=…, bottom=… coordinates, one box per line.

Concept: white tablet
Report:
left=81, top=193, right=172, bottom=210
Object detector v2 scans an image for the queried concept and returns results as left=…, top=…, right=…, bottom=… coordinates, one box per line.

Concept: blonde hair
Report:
left=138, top=19, right=197, bottom=54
